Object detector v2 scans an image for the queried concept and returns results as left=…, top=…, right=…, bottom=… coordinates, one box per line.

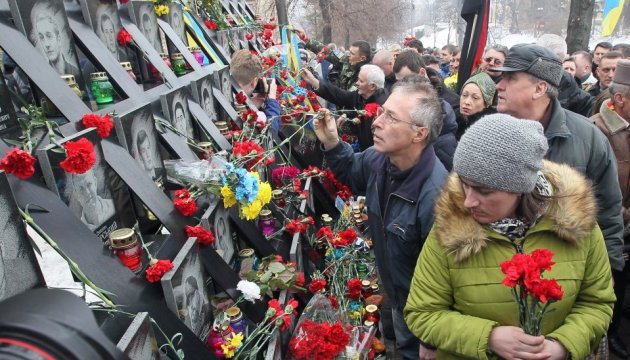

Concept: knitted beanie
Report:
left=463, top=72, right=496, bottom=108
left=453, top=114, right=548, bottom=193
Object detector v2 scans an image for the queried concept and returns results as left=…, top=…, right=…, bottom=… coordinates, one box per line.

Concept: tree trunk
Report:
left=319, top=0, right=332, bottom=43
left=566, top=0, right=594, bottom=54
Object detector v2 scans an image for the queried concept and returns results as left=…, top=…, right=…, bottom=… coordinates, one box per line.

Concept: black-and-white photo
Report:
left=213, top=204, right=235, bottom=264
left=229, top=28, right=240, bottom=51
left=117, top=312, right=162, bottom=360
left=80, top=0, right=127, bottom=61
left=218, top=66, right=233, bottom=104
left=8, top=0, right=84, bottom=89
left=190, top=74, right=218, bottom=121
left=167, top=3, right=187, bottom=46
left=216, top=30, right=230, bottom=56
left=37, top=128, right=130, bottom=243
left=0, top=172, right=44, bottom=302
left=129, top=0, right=162, bottom=53
left=114, top=104, right=165, bottom=183
left=161, top=86, right=196, bottom=140
left=161, top=237, right=212, bottom=339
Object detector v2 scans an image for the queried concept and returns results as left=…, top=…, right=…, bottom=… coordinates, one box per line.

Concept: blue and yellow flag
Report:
left=602, top=0, right=625, bottom=37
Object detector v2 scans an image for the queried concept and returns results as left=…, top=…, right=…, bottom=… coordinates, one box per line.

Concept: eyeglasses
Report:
left=376, top=107, right=419, bottom=127
left=484, top=57, right=504, bottom=66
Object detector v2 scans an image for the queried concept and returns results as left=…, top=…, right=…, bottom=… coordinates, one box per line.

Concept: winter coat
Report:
left=314, top=83, right=389, bottom=151
left=305, top=39, right=369, bottom=91
left=325, top=142, right=448, bottom=309
left=455, top=106, right=497, bottom=141
left=591, top=101, right=630, bottom=224
left=558, top=71, right=595, bottom=118
left=434, top=100, right=458, bottom=171
left=545, top=98, right=625, bottom=271
left=404, top=161, right=615, bottom=360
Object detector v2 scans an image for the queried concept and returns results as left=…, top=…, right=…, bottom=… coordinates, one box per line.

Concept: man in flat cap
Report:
left=590, top=58, right=630, bottom=359
left=494, top=44, right=625, bottom=291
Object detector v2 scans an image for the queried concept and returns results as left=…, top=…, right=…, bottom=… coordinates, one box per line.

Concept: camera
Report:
left=253, top=78, right=272, bottom=94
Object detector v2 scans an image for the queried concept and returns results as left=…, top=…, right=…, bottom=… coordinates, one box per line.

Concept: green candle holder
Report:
left=89, top=72, right=113, bottom=105
left=171, top=53, right=186, bottom=76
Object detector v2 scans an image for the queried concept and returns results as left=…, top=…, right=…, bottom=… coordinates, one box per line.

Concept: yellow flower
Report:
left=257, top=181, right=272, bottom=205
left=221, top=332, right=244, bottom=358
left=251, top=171, right=260, bottom=180
left=221, top=185, right=237, bottom=208
left=154, top=4, right=169, bottom=16
left=241, top=200, right=262, bottom=220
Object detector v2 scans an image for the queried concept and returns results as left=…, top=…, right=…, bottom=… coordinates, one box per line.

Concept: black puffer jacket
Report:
left=433, top=100, right=458, bottom=171
left=558, top=72, right=595, bottom=118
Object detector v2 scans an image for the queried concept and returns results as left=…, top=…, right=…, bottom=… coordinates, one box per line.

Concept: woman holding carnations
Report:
left=404, top=114, right=615, bottom=360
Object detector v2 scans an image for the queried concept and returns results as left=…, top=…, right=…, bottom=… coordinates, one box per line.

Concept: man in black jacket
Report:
left=301, top=65, right=389, bottom=150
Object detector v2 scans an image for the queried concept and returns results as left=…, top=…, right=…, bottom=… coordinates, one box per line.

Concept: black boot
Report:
left=609, top=332, right=629, bottom=359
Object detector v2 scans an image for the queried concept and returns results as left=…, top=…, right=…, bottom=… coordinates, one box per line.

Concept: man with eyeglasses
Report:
left=478, top=45, right=508, bottom=83
left=589, top=51, right=623, bottom=97
left=313, top=75, right=448, bottom=360
left=494, top=44, right=625, bottom=291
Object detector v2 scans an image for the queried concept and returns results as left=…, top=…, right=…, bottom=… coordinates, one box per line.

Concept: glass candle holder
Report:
left=197, top=142, right=214, bottom=159
left=258, top=209, right=275, bottom=236
left=321, top=214, right=333, bottom=227
left=364, top=304, right=380, bottom=324
left=361, top=279, right=372, bottom=299
left=207, top=321, right=234, bottom=357
left=272, top=190, right=285, bottom=208
left=190, top=46, right=204, bottom=65
left=226, top=307, right=248, bottom=335
left=61, top=74, right=83, bottom=99
left=171, top=53, right=186, bottom=76
left=108, top=228, right=143, bottom=273
left=89, top=72, right=114, bottom=104
left=215, top=121, right=231, bottom=140
left=120, top=61, right=136, bottom=81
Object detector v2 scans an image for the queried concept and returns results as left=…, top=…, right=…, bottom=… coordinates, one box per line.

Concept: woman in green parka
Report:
left=404, top=114, right=615, bottom=360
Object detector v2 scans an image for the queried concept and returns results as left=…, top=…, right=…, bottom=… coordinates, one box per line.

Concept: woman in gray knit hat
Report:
left=404, top=114, right=615, bottom=360
left=456, top=71, right=496, bottom=140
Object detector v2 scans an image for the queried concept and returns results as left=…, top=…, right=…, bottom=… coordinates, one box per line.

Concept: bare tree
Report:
left=566, top=0, right=594, bottom=53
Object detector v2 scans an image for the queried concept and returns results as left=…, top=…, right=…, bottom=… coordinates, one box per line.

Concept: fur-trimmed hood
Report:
left=434, top=161, right=598, bottom=263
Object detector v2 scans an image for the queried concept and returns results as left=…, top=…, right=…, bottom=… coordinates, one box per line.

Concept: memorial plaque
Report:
left=190, top=73, right=219, bottom=122
left=129, top=0, right=163, bottom=53
left=213, top=65, right=233, bottom=105
left=80, top=0, right=128, bottom=61
left=160, top=85, right=197, bottom=141
left=0, top=171, right=44, bottom=302
left=116, top=312, right=162, bottom=360
left=37, top=128, right=134, bottom=242
left=216, top=30, right=230, bottom=56
left=0, top=74, right=19, bottom=138
left=167, top=2, right=187, bottom=46
left=161, top=237, right=213, bottom=340
left=8, top=0, right=85, bottom=90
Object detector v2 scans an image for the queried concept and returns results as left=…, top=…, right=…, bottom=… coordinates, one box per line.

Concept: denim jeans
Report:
left=391, top=306, right=420, bottom=359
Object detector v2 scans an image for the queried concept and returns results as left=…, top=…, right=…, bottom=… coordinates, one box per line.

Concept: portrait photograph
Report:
left=161, top=237, right=212, bottom=340
left=229, top=28, right=240, bottom=52
left=216, top=30, right=230, bottom=56
left=117, top=312, right=163, bottom=360
left=167, top=3, right=187, bottom=46
left=80, top=0, right=127, bottom=61
left=114, top=103, right=165, bottom=184
left=36, top=128, right=131, bottom=243
left=215, top=66, right=233, bottom=104
left=190, top=74, right=218, bottom=122
left=9, top=0, right=84, bottom=89
left=160, top=86, right=197, bottom=140
left=129, top=0, right=162, bottom=53
left=212, top=204, right=235, bottom=265
left=0, top=172, right=45, bottom=302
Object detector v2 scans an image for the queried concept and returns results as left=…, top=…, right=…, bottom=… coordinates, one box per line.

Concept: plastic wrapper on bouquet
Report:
left=287, top=294, right=375, bottom=360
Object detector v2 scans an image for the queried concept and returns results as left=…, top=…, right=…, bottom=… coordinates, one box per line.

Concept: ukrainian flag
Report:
left=602, top=0, right=625, bottom=37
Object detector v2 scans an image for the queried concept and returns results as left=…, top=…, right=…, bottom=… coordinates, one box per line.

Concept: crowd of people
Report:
left=271, top=30, right=630, bottom=360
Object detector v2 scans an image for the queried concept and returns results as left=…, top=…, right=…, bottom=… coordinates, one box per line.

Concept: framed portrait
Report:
left=129, top=0, right=163, bottom=53
left=190, top=73, right=219, bottom=122
left=113, top=103, right=166, bottom=185
left=216, top=30, right=230, bottom=56
left=160, top=85, right=198, bottom=141
left=117, top=312, right=163, bottom=360
left=0, top=172, right=45, bottom=302
left=80, top=0, right=128, bottom=62
left=211, top=204, right=236, bottom=265
left=229, top=29, right=240, bottom=52
left=213, top=65, right=233, bottom=105
left=161, top=237, right=213, bottom=339
left=167, top=3, right=187, bottom=46
left=8, top=0, right=85, bottom=90
left=36, top=128, right=134, bottom=243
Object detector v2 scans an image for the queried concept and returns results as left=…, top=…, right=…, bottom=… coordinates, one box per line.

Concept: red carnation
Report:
left=0, top=147, right=36, bottom=179
left=173, top=189, right=198, bottom=216
left=316, top=226, right=334, bottom=241
left=59, top=138, right=96, bottom=174
left=531, top=248, right=555, bottom=272
left=246, top=33, right=254, bottom=40
left=328, top=295, right=339, bottom=309
left=232, top=140, right=266, bottom=170
left=81, top=113, right=114, bottom=138
left=235, top=91, right=247, bottom=105
left=268, top=298, right=297, bottom=331
left=145, top=259, right=173, bottom=282
left=530, top=278, right=564, bottom=303
left=346, top=278, right=362, bottom=299
left=308, top=278, right=326, bottom=293
left=294, top=272, right=305, bottom=287
left=204, top=20, right=218, bottom=30
left=364, top=103, right=380, bottom=118
left=185, top=225, right=215, bottom=246
left=117, top=29, right=133, bottom=46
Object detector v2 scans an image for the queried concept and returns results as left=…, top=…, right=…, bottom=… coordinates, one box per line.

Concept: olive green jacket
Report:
left=404, top=161, right=615, bottom=360
left=305, top=39, right=369, bottom=91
